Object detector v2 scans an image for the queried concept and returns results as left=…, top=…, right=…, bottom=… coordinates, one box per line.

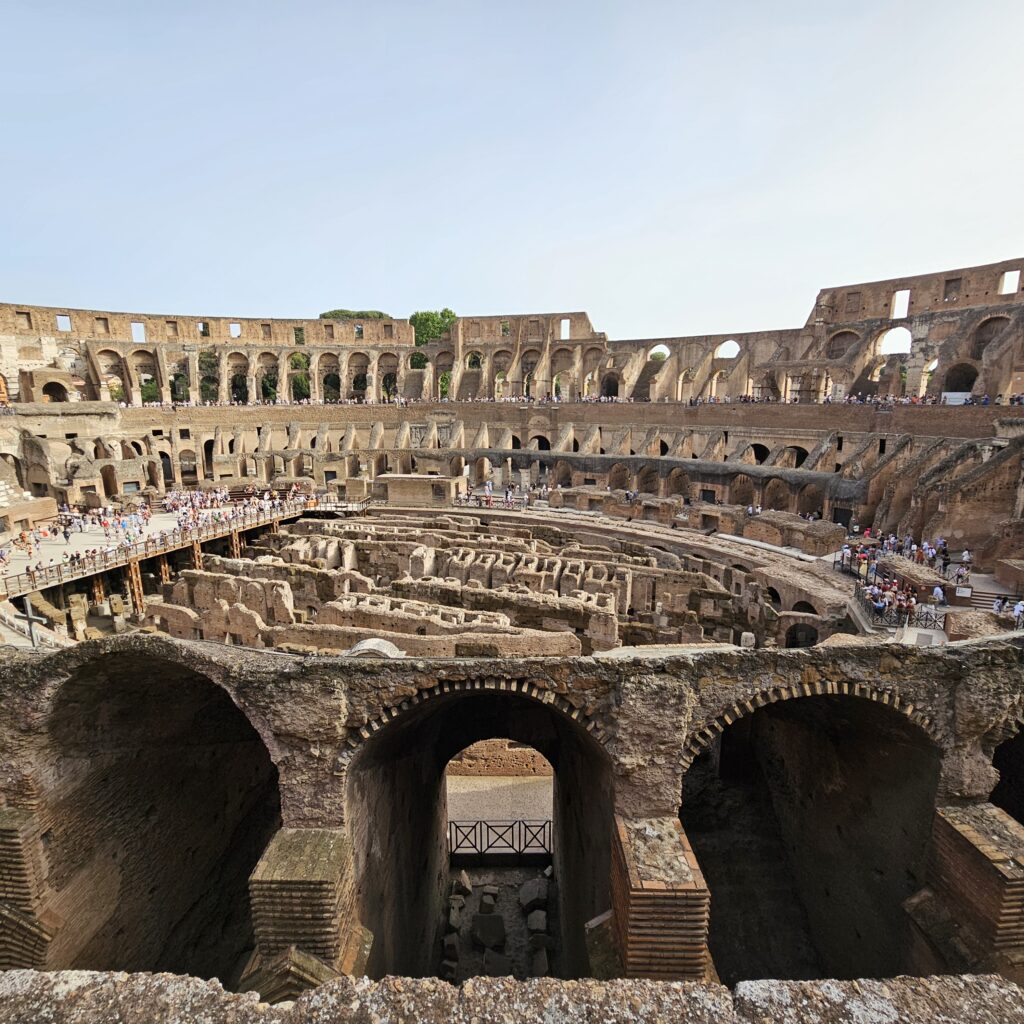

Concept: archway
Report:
left=323, top=372, right=341, bottom=402
left=100, top=464, right=118, bottom=498
left=970, top=317, right=1010, bottom=361
left=797, top=484, right=823, bottom=515
left=42, top=381, right=69, bottom=402
left=991, top=727, right=1024, bottom=825
left=792, top=601, right=819, bottom=615
left=530, top=434, right=551, bottom=451
left=943, top=363, right=978, bottom=393
left=785, top=623, right=819, bottom=647
left=667, top=468, right=691, bottom=498
left=636, top=465, right=659, bottom=494
left=230, top=373, right=248, bottom=404
left=345, top=689, right=612, bottom=979
left=730, top=474, right=755, bottom=506
left=679, top=694, right=940, bottom=983
left=600, top=374, right=619, bottom=398
left=826, top=332, right=858, bottom=359
left=608, top=463, right=629, bottom=490
left=552, top=460, right=573, bottom=487
left=762, top=478, right=791, bottom=511
left=715, top=340, right=740, bottom=359
left=159, top=451, right=173, bottom=484
left=878, top=328, right=912, bottom=356
left=45, top=654, right=281, bottom=984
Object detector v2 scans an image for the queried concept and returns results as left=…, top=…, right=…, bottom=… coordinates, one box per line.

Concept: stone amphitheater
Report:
left=3, top=258, right=1024, bottom=1022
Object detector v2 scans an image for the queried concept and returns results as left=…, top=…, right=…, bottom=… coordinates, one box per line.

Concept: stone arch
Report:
left=41, top=381, right=69, bottom=402
left=943, top=363, right=978, bottom=393
left=608, top=463, right=630, bottom=490
left=797, top=482, right=824, bottom=515
left=342, top=680, right=611, bottom=978
left=39, top=647, right=282, bottom=981
left=530, top=434, right=551, bottom=451
left=600, top=373, right=619, bottom=398
left=826, top=331, right=858, bottom=359
left=682, top=682, right=941, bottom=771
left=636, top=464, right=659, bottom=494
left=551, top=460, right=573, bottom=487
left=666, top=468, right=691, bottom=498
left=730, top=473, right=755, bottom=506
left=970, top=316, right=1010, bottom=361
left=762, top=477, right=791, bottom=511
left=792, top=600, right=819, bottom=614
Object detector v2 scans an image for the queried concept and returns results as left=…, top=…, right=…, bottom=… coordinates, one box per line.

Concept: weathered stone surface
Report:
left=530, top=947, right=549, bottom=977
left=452, top=871, right=473, bottom=897
left=442, top=933, right=460, bottom=961
left=483, top=949, right=512, bottom=977
left=480, top=892, right=497, bottom=914
left=471, top=912, right=506, bottom=949
left=445, top=907, right=461, bottom=934
left=519, top=878, right=549, bottom=914
left=526, top=910, right=547, bottom=934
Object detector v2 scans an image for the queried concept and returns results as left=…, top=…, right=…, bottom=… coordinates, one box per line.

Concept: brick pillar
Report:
left=0, top=808, right=51, bottom=969
left=610, top=815, right=710, bottom=980
left=239, top=828, right=371, bottom=1003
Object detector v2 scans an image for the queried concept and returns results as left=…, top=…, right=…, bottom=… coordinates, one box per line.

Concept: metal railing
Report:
left=856, top=590, right=946, bottom=630
left=448, top=819, right=552, bottom=864
left=0, top=499, right=310, bottom=600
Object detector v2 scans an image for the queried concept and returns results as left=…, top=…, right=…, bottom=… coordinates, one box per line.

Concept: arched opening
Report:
left=600, top=374, right=619, bottom=398
left=750, top=444, right=770, bottom=465
left=780, top=446, right=808, bottom=469
left=943, top=363, right=978, bottom=394
left=667, top=468, right=690, bottom=498
left=230, top=373, right=248, bottom=404
left=203, top=439, right=215, bottom=479
left=346, top=690, right=612, bottom=979
left=171, top=373, right=190, bottom=403
left=636, top=465, right=659, bottom=494
left=323, top=372, right=341, bottom=402
left=826, top=332, right=858, bottom=359
left=785, top=623, right=819, bottom=648
left=466, top=351, right=482, bottom=370
left=878, top=327, right=912, bottom=356
left=792, top=601, right=819, bottom=615
left=179, top=450, right=198, bottom=485
left=45, top=655, right=280, bottom=984
left=200, top=375, right=219, bottom=403
left=715, top=339, right=740, bottom=359
left=530, top=434, right=551, bottom=451
left=990, top=728, right=1024, bottom=825
left=552, top=461, right=573, bottom=487
left=159, top=451, right=174, bottom=484
left=510, top=435, right=522, bottom=450
left=970, top=317, right=1010, bottom=361
left=765, top=587, right=782, bottom=610
left=797, top=484, right=824, bottom=516
left=731, top=474, right=755, bottom=506
left=608, top=463, right=630, bottom=490
left=100, top=464, right=118, bottom=498
left=659, top=440, right=669, bottom=456
left=679, top=695, right=940, bottom=983
left=474, top=457, right=493, bottom=485
left=42, top=381, right=69, bottom=402
left=763, top=478, right=791, bottom=511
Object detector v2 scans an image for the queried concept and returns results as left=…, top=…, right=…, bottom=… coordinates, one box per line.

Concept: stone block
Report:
left=452, top=870, right=473, bottom=897
left=448, top=894, right=466, bottom=910
left=445, top=907, right=461, bottom=934
left=481, top=884, right=500, bottom=897
left=530, top=947, right=549, bottom=976
left=543, top=864, right=554, bottom=879
left=480, top=892, right=497, bottom=914
left=527, top=910, right=547, bottom=934
left=483, top=949, right=512, bottom=977
left=519, top=877, right=548, bottom=914
left=471, top=912, right=506, bottom=949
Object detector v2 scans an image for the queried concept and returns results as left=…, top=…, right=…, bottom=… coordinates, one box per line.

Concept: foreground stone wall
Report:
left=2, top=970, right=1024, bottom=1024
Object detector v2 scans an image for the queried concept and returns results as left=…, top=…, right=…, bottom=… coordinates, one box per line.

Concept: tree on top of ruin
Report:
left=320, top=309, right=390, bottom=320
left=409, top=308, right=457, bottom=347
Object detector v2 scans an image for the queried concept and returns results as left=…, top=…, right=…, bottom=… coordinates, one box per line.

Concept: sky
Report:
left=2, top=0, right=1023, bottom=340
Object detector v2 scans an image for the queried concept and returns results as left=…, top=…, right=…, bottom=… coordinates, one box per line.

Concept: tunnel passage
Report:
left=679, top=695, right=940, bottom=984
left=991, top=727, right=1024, bottom=824
left=346, top=689, right=613, bottom=980
left=43, top=655, right=281, bottom=986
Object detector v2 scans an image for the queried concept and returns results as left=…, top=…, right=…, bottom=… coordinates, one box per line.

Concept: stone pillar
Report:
left=278, top=352, right=290, bottom=402
left=187, top=353, right=200, bottom=402
left=218, top=352, right=230, bottom=404
left=246, top=373, right=258, bottom=405
left=239, top=828, right=371, bottom=1003
left=610, top=816, right=709, bottom=980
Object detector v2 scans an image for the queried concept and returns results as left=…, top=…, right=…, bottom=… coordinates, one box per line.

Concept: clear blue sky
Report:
left=3, top=1, right=1022, bottom=339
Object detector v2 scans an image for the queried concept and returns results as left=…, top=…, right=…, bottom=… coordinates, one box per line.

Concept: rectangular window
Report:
left=528, top=319, right=541, bottom=338
left=197, top=321, right=210, bottom=337
left=878, top=438, right=887, bottom=455
left=560, top=317, right=570, bottom=340
left=837, top=435, right=843, bottom=452
left=500, top=319, right=511, bottom=337
left=229, top=322, right=242, bottom=338
left=383, top=323, right=393, bottom=339
left=15, top=311, right=32, bottom=330
left=355, top=324, right=364, bottom=339
left=64, top=432, right=77, bottom=440
left=844, top=292, right=861, bottom=314
left=94, top=316, right=109, bottom=334
left=165, top=320, right=178, bottom=337
left=130, top=321, right=146, bottom=342
left=943, top=278, right=962, bottom=301
left=179, top=428, right=191, bottom=439
left=261, top=323, right=272, bottom=339
left=890, top=289, right=910, bottom=319
left=152, top=429, right=163, bottom=436
left=324, top=323, right=335, bottom=339
left=56, top=314, right=72, bottom=332
left=999, top=269, right=1021, bottom=295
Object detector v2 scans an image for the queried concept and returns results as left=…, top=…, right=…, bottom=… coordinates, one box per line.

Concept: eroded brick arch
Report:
left=682, top=679, right=942, bottom=770
left=340, top=676, right=607, bottom=762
